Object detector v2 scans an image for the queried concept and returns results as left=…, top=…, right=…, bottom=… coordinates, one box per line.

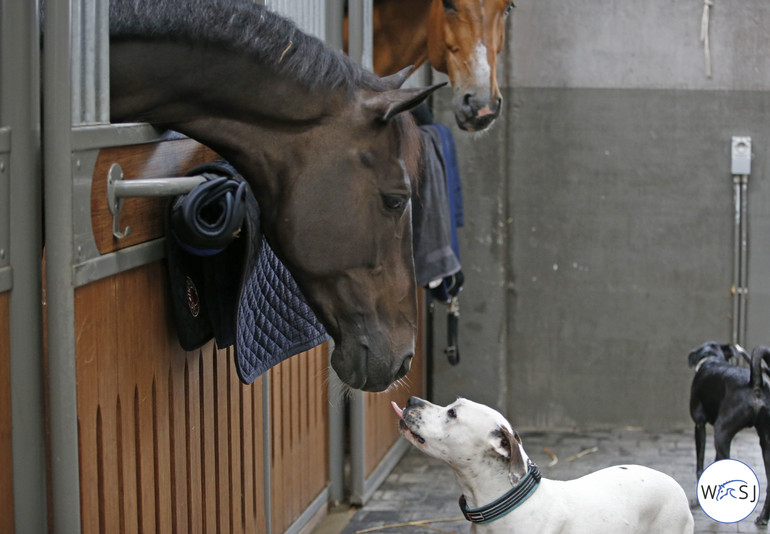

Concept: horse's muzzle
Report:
left=331, top=343, right=414, bottom=392
left=455, top=92, right=502, bottom=132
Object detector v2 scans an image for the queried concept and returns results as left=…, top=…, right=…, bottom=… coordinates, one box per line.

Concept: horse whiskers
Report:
left=324, top=370, right=357, bottom=405
left=470, top=123, right=494, bottom=139
left=382, top=374, right=412, bottom=394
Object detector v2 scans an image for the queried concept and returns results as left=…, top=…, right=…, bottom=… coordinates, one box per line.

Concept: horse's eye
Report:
left=382, top=194, right=407, bottom=211
left=447, top=408, right=457, bottom=419
left=504, top=2, right=515, bottom=15
left=442, top=0, right=457, bottom=12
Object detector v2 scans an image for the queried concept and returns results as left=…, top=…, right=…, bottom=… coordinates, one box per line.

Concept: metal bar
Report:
left=325, top=0, right=345, bottom=51
left=72, top=122, right=166, bottom=150
left=43, top=0, right=83, bottom=530
left=262, top=371, right=272, bottom=534
left=73, top=238, right=166, bottom=287
left=0, top=153, right=8, bottom=270
left=347, top=0, right=373, bottom=71
left=0, top=266, right=11, bottom=293
left=732, top=177, right=741, bottom=345
left=328, top=354, right=345, bottom=504
left=112, top=174, right=207, bottom=199
left=348, top=0, right=377, bottom=507
left=284, top=488, right=330, bottom=534
left=349, top=389, right=367, bottom=504
left=3, top=0, right=47, bottom=531
left=740, top=176, right=750, bottom=347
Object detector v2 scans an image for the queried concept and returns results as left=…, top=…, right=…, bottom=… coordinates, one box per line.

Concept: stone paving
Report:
left=336, top=427, right=769, bottom=534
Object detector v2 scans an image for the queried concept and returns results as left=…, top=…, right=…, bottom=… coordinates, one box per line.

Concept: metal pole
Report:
left=263, top=372, right=272, bottom=533
left=3, top=0, right=47, bottom=531
left=732, top=176, right=741, bottom=346
left=347, top=0, right=373, bottom=71
left=325, top=0, right=345, bottom=51
left=740, top=175, right=749, bottom=347
left=43, top=0, right=83, bottom=530
left=327, top=345, right=345, bottom=504
left=349, top=389, right=367, bottom=504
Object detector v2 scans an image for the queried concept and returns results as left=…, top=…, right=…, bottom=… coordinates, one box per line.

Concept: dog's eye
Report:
left=447, top=408, right=457, bottom=419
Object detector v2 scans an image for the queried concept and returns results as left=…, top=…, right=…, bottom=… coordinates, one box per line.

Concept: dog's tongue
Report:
left=391, top=401, right=404, bottom=419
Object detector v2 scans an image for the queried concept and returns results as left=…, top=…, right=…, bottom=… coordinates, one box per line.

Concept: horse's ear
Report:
left=380, top=66, right=415, bottom=90
left=366, top=82, right=447, bottom=122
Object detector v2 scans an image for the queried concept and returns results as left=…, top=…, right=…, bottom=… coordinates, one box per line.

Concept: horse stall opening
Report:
left=33, top=0, right=427, bottom=533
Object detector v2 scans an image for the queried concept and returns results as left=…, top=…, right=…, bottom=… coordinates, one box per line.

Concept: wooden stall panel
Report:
left=74, top=263, right=267, bottom=534
left=82, top=138, right=329, bottom=534
left=0, top=292, right=14, bottom=533
left=269, top=342, right=329, bottom=534
left=364, top=291, right=425, bottom=476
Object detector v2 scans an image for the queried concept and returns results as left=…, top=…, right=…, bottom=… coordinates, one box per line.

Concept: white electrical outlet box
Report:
left=731, top=136, right=752, bottom=175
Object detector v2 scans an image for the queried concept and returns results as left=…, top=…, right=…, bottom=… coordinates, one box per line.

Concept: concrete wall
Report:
left=430, top=0, right=770, bottom=430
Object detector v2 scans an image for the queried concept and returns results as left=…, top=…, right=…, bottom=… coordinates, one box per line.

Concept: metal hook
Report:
left=107, top=163, right=132, bottom=239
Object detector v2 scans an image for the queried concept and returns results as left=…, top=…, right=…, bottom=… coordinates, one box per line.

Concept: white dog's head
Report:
left=393, top=396, right=530, bottom=483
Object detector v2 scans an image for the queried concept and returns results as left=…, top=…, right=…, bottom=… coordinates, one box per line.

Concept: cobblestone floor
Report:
left=333, top=427, right=768, bottom=534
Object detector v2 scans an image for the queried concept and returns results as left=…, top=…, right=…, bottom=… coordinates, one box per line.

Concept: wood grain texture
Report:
left=90, top=139, right=219, bottom=254
left=0, top=292, right=14, bottom=533
left=269, top=343, right=329, bottom=534
left=74, top=262, right=268, bottom=534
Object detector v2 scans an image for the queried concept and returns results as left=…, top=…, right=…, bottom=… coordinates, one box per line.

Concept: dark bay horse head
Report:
left=266, top=76, right=441, bottom=392
left=110, top=0, right=443, bottom=391
left=427, top=0, right=514, bottom=131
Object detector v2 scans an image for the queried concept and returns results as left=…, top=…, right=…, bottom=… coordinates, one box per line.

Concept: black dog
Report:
left=689, top=341, right=770, bottom=525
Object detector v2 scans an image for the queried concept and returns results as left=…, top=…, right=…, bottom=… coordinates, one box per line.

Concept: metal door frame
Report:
left=2, top=0, right=46, bottom=532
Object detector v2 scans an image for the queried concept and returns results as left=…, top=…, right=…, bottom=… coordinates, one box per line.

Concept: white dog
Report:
left=392, top=396, right=694, bottom=534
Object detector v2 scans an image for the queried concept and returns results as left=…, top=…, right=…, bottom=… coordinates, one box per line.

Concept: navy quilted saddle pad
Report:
left=165, top=161, right=329, bottom=384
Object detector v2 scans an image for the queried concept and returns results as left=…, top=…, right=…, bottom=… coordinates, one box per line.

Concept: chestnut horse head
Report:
left=427, top=0, right=514, bottom=131
left=110, top=0, right=445, bottom=391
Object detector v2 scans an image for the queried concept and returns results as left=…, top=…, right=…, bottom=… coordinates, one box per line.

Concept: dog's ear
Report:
left=721, top=344, right=737, bottom=362
left=492, top=427, right=528, bottom=483
left=688, top=341, right=718, bottom=368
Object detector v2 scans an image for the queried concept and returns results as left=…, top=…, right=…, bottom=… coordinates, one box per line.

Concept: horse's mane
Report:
left=110, top=0, right=422, bottom=180
left=110, top=0, right=385, bottom=94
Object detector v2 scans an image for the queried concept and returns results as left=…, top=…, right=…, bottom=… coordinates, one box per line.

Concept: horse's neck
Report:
left=372, top=0, right=432, bottom=76
left=110, top=39, right=340, bottom=201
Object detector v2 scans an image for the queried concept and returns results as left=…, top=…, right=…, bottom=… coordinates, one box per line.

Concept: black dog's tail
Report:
left=750, top=345, right=770, bottom=392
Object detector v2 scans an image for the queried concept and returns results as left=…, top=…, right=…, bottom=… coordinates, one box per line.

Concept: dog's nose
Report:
left=406, top=396, right=425, bottom=408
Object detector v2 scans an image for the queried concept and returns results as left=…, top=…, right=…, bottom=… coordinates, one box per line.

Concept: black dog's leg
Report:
left=695, top=422, right=707, bottom=477
left=714, top=419, right=743, bottom=462
left=756, top=423, right=770, bottom=526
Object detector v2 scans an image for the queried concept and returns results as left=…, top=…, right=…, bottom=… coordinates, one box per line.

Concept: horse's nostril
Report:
left=462, top=92, right=473, bottom=109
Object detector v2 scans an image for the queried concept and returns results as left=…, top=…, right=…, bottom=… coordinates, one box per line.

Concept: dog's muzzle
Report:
left=392, top=399, right=426, bottom=444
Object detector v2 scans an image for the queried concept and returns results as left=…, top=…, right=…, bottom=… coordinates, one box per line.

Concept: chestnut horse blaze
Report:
left=373, top=0, right=514, bottom=132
